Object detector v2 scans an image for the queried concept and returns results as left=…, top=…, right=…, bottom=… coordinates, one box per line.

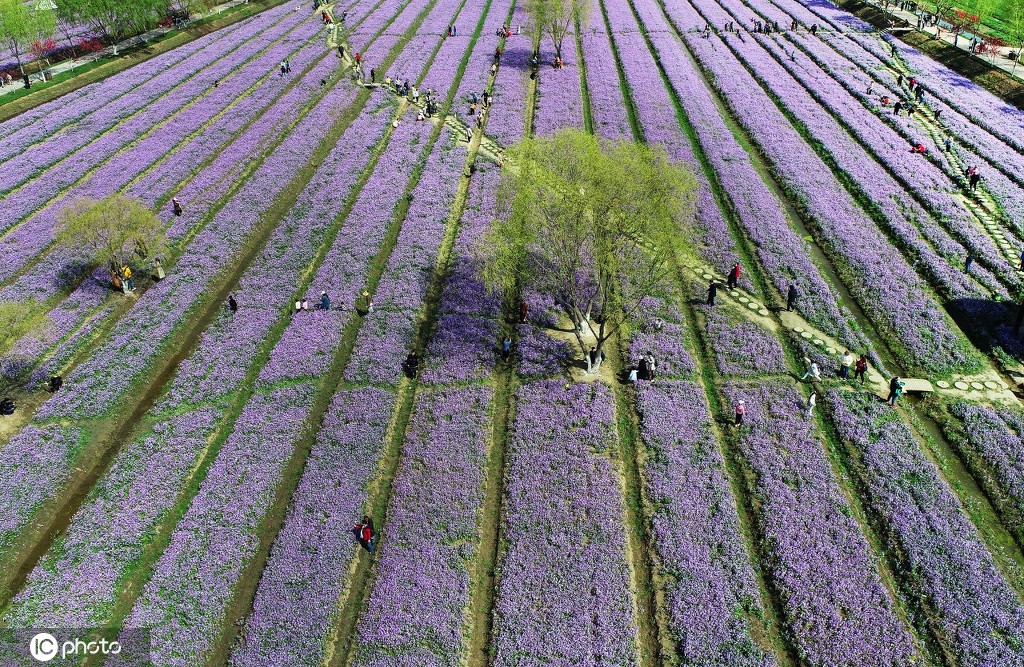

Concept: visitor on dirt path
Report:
left=805, top=391, right=816, bottom=417
left=965, top=253, right=974, bottom=273
left=338, top=44, right=344, bottom=58
left=362, top=290, right=374, bottom=314
left=355, top=52, right=362, bottom=64
left=855, top=354, right=868, bottom=384
left=969, top=171, right=981, bottom=191
left=502, top=336, right=512, bottom=359
left=727, top=263, right=740, bottom=289
left=944, top=136, right=951, bottom=152
left=706, top=280, right=718, bottom=306
left=320, top=291, right=331, bottom=310
left=354, top=516, right=375, bottom=553
left=839, top=350, right=853, bottom=379
left=888, top=376, right=905, bottom=406
left=897, top=72, right=904, bottom=87
left=403, top=351, right=419, bottom=378
left=154, top=258, right=165, bottom=281
left=801, top=361, right=822, bottom=383
left=638, top=356, right=649, bottom=380
left=370, top=68, right=376, bottom=83
left=228, top=295, right=238, bottom=313
left=172, top=197, right=183, bottom=216
left=893, top=100, right=903, bottom=115
left=734, top=400, right=745, bottom=426
left=122, top=266, right=134, bottom=292
left=647, top=353, right=657, bottom=379
left=519, top=300, right=528, bottom=323
left=787, top=284, right=798, bottom=312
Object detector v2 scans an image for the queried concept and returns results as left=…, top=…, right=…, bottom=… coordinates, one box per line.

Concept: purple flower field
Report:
left=3, top=0, right=1024, bottom=662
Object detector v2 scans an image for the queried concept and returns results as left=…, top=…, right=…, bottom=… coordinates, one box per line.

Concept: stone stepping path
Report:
left=689, top=264, right=1020, bottom=405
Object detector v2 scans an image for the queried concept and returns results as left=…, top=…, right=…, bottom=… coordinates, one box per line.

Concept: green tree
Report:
left=0, top=0, right=55, bottom=74
left=60, top=0, right=164, bottom=44
left=56, top=195, right=166, bottom=285
left=524, top=0, right=591, bottom=62
left=480, top=129, right=698, bottom=372
left=0, top=301, right=49, bottom=392
left=1008, top=0, right=1024, bottom=74
left=929, top=0, right=956, bottom=38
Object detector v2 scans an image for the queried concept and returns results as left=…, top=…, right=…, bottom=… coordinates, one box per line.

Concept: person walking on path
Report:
left=944, top=136, right=951, bottom=152
left=502, top=336, right=512, bottom=360
left=786, top=284, right=798, bottom=311
left=897, top=72, right=904, bottom=86
left=805, top=391, right=817, bottom=418
left=354, top=516, right=375, bottom=553
left=734, top=400, right=746, bottom=426
left=706, top=280, right=718, bottom=306
left=153, top=258, right=165, bottom=281
left=854, top=354, right=868, bottom=384
left=320, top=291, right=331, bottom=310
left=362, top=290, right=373, bottom=313
left=893, top=100, right=903, bottom=115
left=965, top=253, right=974, bottom=274
left=727, top=263, right=740, bottom=289
left=647, top=353, right=657, bottom=380
left=228, top=294, right=238, bottom=313
left=338, top=44, right=344, bottom=58
left=969, top=170, right=981, bottom=191
left=801, top=361, right=822, bottom=383
left=839, top=350, right=853, bottom=379
left=172, top=198, right=183, bottom=216
left=519, top=300, right=528, bottom=323
left=888, top=376, right=905, bottom=406
left=403, top=351, right=419, bottom=378
left=370, top=68, right=376, bottom=83
left=355, top=52, right=362, bottom=65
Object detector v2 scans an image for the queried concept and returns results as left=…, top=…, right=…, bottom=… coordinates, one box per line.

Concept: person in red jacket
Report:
left=727, top=263, right=741, bottom=289
left=354, top=516, right=375, bottom=553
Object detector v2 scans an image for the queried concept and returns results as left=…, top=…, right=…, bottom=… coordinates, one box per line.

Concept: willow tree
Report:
left=56, top=195, right=166, bottom=285
left=524, top=0, right=591, bottom=62
left=0, top=300, right=48, bottom=392
left=480, top=129, right=698, bottom=372
left=0, top=0, right=54, bottom=75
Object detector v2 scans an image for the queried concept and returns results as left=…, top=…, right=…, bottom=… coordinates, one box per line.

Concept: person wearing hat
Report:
left=320, top=291, right=331, bottom=311
left=734, top=400, right=746, bottom=426
left=362, top=290, right=374, bottom=313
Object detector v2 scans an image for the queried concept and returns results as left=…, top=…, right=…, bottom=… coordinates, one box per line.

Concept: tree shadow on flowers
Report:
left=949, top=296, right=1024, bottom=365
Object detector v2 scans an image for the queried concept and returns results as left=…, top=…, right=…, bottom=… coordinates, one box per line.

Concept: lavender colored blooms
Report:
left=706, top=311, right=787, bottom=377
left=229, top=388, right=396, bottom=667
left=723, top=382, right=918, bottom=666
left=113, top=384, right=316, bottom=667
left=1, top=408, right=221, bottom=634
left=352, top=386, right=491, bottom=665
left=636, top=382, right=776, bottom=665
left=493, top=381, right=638, bottom=666
left=825, top=390, right=1024, bottom=664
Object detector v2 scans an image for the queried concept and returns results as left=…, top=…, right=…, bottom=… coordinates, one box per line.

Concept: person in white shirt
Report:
left=839, top=351, right=853, bottom=379
left=800, top=361, right=822, bottom=383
